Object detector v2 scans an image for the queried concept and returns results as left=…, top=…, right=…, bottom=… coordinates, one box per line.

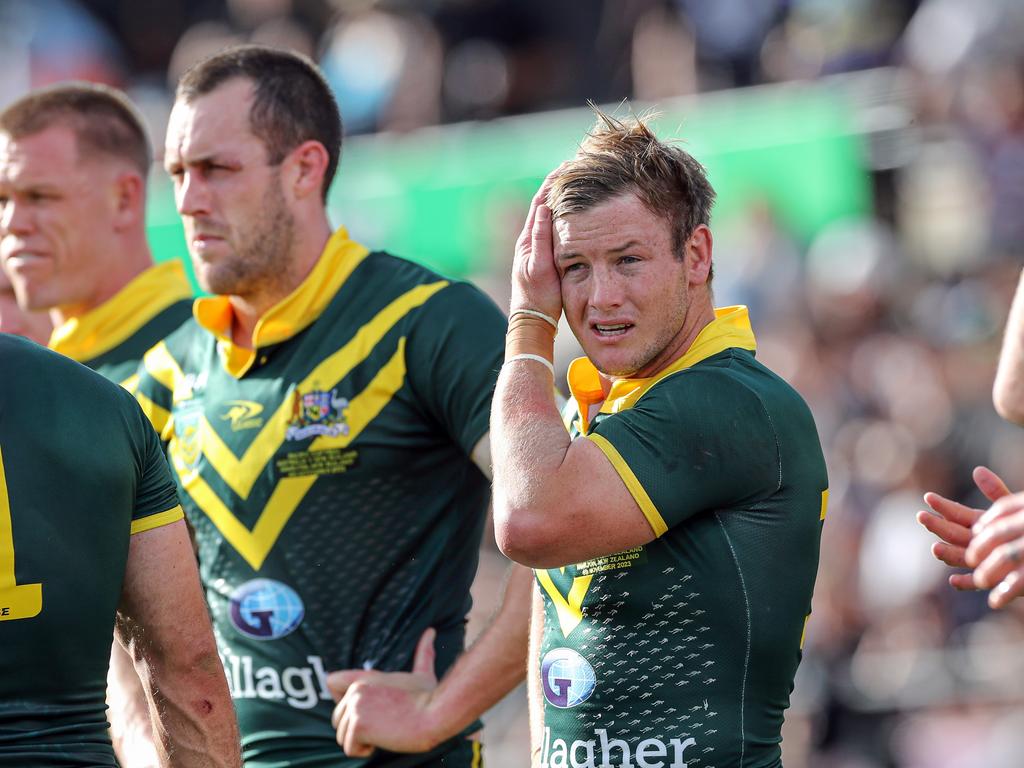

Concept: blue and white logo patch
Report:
left=229, top=579, right=304, bottom=641
left=541, top=647, right=597, bottom=708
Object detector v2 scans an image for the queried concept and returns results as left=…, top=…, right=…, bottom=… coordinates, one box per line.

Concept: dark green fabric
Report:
left=83, top=298, right=192, bottom=386
left=0, top=336, right=180, bottom=766
left=538, top=348, right=826, bottom=768
left=135, top=253, right=505, bottom=766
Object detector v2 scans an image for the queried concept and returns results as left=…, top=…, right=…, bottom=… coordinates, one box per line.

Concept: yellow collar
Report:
left=193, top=227, right=370, bottom=378
left=49, top=261, right=192, bottom=362
left=567, top=305, right=757, bottom=433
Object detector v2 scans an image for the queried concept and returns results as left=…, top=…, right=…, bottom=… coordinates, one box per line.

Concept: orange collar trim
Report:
left=192, top=227, right=370, bottom=378
left=567, top=305, right=757, bottom=432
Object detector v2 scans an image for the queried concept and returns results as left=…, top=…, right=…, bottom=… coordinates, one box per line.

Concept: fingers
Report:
left=520, top=169, right=564, bottom=243
left=949, top=572, right=977, bottom=591
left=331, top=685, right=374, bottom=758
left=930, top=540, right=970, bottom=569
left=530, top=202, right=553, bottom=264
left=327, top=669, right=370, bottom=703
left=966, top=528, right=1024, bottom=585
left=975, top=492, right=1024, bottom=531
left=974, top=465, right=1011, bottom=502
left=412, top=628, right=437, bottom=678
left=922, top=492, right=983, bottom=529
left=916, top=509, right=973, bottom=549
left=989, top=570, right=1024, bottom=609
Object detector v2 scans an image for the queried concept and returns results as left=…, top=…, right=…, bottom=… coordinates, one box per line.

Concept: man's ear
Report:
left=685, top=224, right=713, bottom=286
left=110, top=171, right=146, bottom=231
left=282, top=140, right=329, bottom=202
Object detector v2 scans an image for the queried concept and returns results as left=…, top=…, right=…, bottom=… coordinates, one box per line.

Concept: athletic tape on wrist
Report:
left=509, top=308, right=559, bottom=332
left=505, top=353, right=555, bottom=376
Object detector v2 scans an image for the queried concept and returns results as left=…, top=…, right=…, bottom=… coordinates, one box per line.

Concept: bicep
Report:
left=544, top=436, right=658, bottom=561
left=117, top=519, right=210, bottom=656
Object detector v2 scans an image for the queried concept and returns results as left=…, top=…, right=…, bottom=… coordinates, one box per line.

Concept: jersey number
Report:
left=0, top=446, right=42, bottom=621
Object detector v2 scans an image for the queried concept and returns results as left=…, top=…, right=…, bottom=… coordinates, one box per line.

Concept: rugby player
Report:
left=134, top=45, right=531, bottom=765
left=0, top=82, right=193, bottom=390
left=491, top=110, right=828, bottom=766
left=0, top=333, right=240, bottom=767
left=0, top=82, right=197, bottom=765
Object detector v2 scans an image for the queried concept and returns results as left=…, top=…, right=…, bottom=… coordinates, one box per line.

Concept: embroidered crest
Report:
left=285, top=388, right=350, bottom=440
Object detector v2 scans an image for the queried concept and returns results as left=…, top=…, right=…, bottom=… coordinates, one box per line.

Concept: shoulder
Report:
left=3, top=335, right=141, bottom=422
left=646, top=349, right=802, bottom=410
left=348, top=251, right=504, bottom=327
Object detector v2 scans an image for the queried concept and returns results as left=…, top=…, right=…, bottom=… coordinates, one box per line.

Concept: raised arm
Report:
left=994, top=267, right=1024, bottom=424
left=490, top=175, right=655, bottom=568
left=116, top=519, right=241, bottom=767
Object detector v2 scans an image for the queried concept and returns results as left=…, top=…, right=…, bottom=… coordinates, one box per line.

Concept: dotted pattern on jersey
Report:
left=281, top=472, right=428, bottom=668
left=194, top=469, right=441, bottom=670
left=547, top=567, right=722, bottom=765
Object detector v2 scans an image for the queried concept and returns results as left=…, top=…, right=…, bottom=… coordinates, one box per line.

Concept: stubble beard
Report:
left=198, top=173, right=296, bottom=301
left=589, top=296, right=690, bottom=379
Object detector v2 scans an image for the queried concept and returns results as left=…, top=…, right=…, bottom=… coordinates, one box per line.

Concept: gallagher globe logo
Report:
left=229, top=579, right=304, bottom=641
left=541, top=647, right=597, bottom=708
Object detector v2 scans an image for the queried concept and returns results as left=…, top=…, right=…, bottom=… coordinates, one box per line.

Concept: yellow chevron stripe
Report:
left=143, top=341, right=190, bottom=401
left=120, top=374, right=140, bottom=395
left=535, top=569, right=592, bottom=638
left=135, top=390, right=173, bottom=439
left=181, top=340, right=409, bottom=570
left=820, top=489, right=829, bottom=521
left=200, top=281, right=447, bottom=501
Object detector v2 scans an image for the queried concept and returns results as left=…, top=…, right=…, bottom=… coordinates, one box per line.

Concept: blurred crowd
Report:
left=3, top=0, right=1024, bottom=765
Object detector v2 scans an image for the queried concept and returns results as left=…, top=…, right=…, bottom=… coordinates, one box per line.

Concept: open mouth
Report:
left=592, top=322, right=633, bottom=337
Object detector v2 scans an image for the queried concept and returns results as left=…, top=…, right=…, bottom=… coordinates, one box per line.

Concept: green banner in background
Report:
left=148, top=82, right=870, bottom=285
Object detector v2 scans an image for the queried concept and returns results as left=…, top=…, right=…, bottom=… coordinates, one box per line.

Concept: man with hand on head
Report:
left=0, top=334, right=240, bottom=767
left=491, top=109, right=828, bottom=766
left=135, top=45, right=531, bottom=766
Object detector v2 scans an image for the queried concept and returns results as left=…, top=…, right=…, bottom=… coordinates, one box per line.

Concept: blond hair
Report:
left=548, top=106, right=715, bottom=260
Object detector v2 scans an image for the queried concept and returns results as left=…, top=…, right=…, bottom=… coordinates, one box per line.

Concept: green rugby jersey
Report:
left=48, top=261, right=192, bottom=391
left=537, top=307, right=827, bottom=768
left=0, top=334, right=184, bottom=767
left=135, top=228, right=503, bottom=767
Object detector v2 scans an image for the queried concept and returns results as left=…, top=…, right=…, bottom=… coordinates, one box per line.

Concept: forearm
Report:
left=492, top=361, right=573, bottom=513
left=995, top=268, right=1024, bottom=424
left=120, top=620, right=240, bottom=768
left=422, top=563, right=533, bottom=744
left=108, top=639, right=159, bottom=767
left=491, top=315, right=575, bottom=556
left=119, top=522, right=241, bottom=768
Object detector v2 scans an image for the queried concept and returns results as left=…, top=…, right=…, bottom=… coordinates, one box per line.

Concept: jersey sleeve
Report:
left=116, top=387, right=184, bottom=535
left=403, top=281, right=507, bottom=457
left=587, top=369, right=780, bottom=536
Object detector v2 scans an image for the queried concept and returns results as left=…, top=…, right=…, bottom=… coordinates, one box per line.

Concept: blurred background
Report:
left=3, top=0, right=1024, bottom=765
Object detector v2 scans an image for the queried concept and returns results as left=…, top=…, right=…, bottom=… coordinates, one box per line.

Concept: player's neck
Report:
left=228, top=217, right=332, bottom=349
left=49, top=247, right=155, bottom=327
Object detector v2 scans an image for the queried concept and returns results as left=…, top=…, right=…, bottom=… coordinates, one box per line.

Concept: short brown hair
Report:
left=176, top=45, right=342, bottom=202
left=548, top=107, right=716, bottom=261
left=0, top=82, right=151, bottom=176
